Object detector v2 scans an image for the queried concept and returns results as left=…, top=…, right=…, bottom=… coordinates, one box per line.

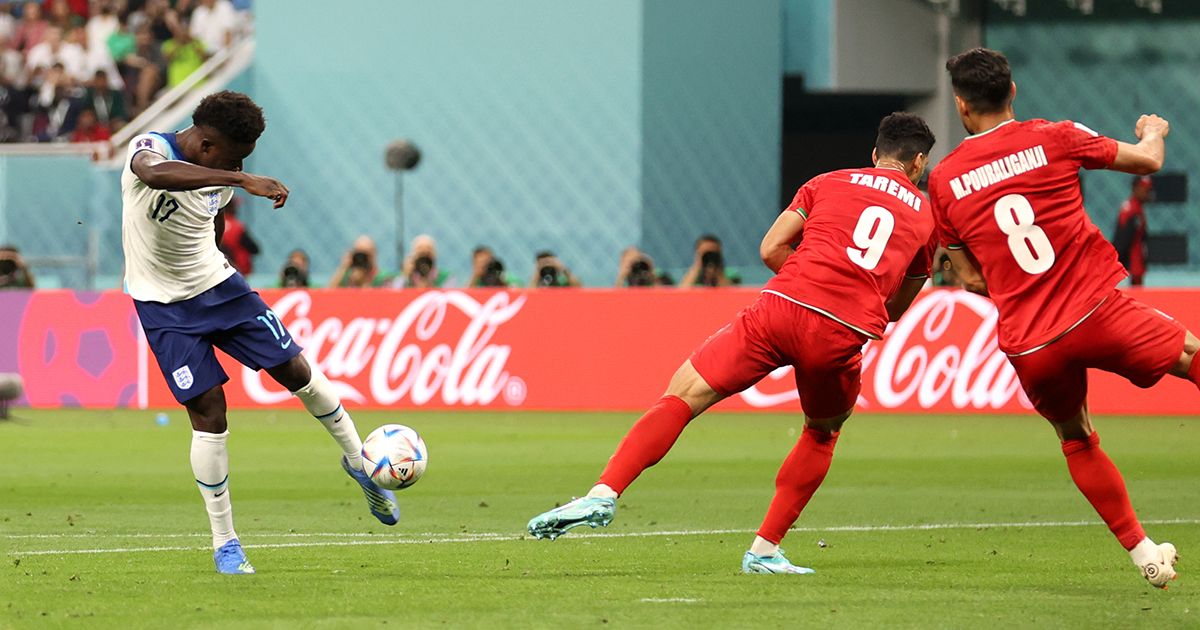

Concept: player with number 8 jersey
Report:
left=931, top=48, right=1200, bottom=589
left=526, top=113, right=938, bottom=575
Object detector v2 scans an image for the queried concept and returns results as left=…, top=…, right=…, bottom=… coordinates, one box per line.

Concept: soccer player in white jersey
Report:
left=121, top=91, right=400, bottom=575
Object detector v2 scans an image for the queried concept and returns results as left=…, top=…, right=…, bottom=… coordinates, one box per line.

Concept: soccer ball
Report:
left=361, top=424, right=427, bottom=490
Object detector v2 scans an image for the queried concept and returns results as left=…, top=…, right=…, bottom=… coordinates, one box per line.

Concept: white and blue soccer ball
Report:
left=362, top=424, right=427, bottom=490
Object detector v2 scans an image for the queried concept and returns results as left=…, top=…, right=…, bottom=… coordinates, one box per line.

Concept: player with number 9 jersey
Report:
left=525, top=113, right=939, bottom=575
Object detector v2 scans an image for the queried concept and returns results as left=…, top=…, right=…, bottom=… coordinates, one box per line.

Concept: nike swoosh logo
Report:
left=214, top=490, right=226, bottom=498
left=281, top=338, right=293, bottom=349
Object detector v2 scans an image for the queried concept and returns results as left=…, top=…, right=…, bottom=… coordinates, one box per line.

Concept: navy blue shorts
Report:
left=134, top=274, right=303, bottom=404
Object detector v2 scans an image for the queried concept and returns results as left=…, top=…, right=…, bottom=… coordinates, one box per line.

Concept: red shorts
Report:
left=690, top=292, right=868, bottom=419
left=1008, top=289, right=1186, bottom=422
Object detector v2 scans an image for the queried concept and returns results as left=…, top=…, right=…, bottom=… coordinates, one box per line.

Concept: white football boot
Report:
left=1132, top=540, right=1178, bottom=589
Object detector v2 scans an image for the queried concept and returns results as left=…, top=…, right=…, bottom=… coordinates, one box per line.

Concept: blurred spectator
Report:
left=615, top=246, right=663, bottom=287
left=46, top=0, right=82, bottom=30
left=189, top=0, right=235, bottom=54
left=330, top=235, right=388, bottom=288
left=120, top=24, right=164, bottom=116
left=82, top=68, right=125, bottom=127
left=161, top=9, right=205, bottom=88
left=680, top=234, right=739, bottom=287
left=1114, top=175, right=1154, bottom=287
left=26, top=25, right=86, bottom=81
left=0, top=244, right=34, bottom=288
left=0, top=3, right=16, bottom=41
left=399, top=234, right=448, bottom=288
left=278, top=248, right=309, bottom=288
left=468, top=245, right=520, bottom=288
left=218, top=200, right=258, bottom=274
left=32, top=62, right=82, bottom=140
left=85, top=1, right=117, bottom=57
left=13, top=2, right=48, bottom=53
left=531, top=250, right=581, bottom=288
left=69, top=106, right=108, bottom=141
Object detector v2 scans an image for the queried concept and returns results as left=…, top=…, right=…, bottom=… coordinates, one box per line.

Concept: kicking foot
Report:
left=527, top=497, right=616, bottom=540
left=342, top=455, right=400, bottom=526
left=1137, top=542, right=1179, bottom=589
left=214, top=539, right=255, bottom=575
left=742, top=549, right=815, bottom=575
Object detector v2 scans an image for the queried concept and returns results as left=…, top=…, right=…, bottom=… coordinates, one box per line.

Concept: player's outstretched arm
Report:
left=1109, top=114, right=1168, bottom=175
left=759, top=211, right=805, bottom=274
left=132, top=151, right=290, bottom=208
left=945, top=248, right=988, bottom=296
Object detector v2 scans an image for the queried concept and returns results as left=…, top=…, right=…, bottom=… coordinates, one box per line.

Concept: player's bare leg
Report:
left=185, top=384, right=254, bottom=574
left=1051, top=404, right=1178, bottom=588
left=266, top=354, right=399, bottom=525
left=743, top=409, right=850, bottom=575
left=527, top=360, right=724, bottom=539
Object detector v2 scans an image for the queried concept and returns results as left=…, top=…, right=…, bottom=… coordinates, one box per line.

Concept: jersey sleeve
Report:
left=127, top=133, right=172, bottom=164
left=927, top=173, right=964, bottom=250
left=1050, top=120, right=1118, bottom=170
left=784, top=174, right=825, bottom=219
left=905, top=234, right=937, bottom=279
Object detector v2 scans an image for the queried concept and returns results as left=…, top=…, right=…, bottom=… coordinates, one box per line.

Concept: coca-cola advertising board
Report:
left=2, top=288, right=1197, bottom=414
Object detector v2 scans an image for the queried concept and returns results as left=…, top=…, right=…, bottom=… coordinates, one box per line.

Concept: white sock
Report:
left=292, top=367, right=363, bottom=471
left=586, top=484, right=618, bottom=499
left=190, top=430, right=237, bottom=550
left=749, top=536, right=779, bottom=557
left=1130, top=537, right=1159, bottom=566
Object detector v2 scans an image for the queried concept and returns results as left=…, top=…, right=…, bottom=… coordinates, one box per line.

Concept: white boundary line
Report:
left=6, top=518, right=1199, bottom=557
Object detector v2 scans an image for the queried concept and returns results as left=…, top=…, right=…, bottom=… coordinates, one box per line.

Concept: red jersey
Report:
left=928, top=119, right=1123, bottom=354
left=764, top=167, right=936, bottom=339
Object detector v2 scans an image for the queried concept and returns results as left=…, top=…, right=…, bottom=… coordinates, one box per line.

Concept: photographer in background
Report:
left=278, top=248, right=310, bottom=288
left=532, top=250, right=581, bottom=288
left=329, top=235, right=386, bottom=288
left=615, top=246, right=660, bottom=287
left=469, top=245, right=520, bottom=288
left=399, top=234, right=449, bottom=288
left=680, top=234, right=739, bottom=288
left=0, top=245, right=35, bottom=289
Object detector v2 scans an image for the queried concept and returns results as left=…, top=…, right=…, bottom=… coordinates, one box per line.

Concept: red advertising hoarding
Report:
left=4, top=288, right=1198, bottom=415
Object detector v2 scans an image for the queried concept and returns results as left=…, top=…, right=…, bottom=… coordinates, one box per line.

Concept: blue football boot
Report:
left=342, top=455, right=400, bottom=526
left=213, top=539, right=255, bottom=575
left=527, top=497, right=616, bottom=540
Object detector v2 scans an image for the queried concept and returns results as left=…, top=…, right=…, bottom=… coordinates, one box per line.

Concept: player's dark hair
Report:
left=192, top=90, right=266, bottom=144
left=875, top=112, right=935, bottom=162
left=945, top=48, right=1013, bottom=114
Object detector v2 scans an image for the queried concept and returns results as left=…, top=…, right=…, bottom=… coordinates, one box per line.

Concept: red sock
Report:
left=1062, top=432, right=1145, bottom=550
left=756, top=427, right=840, bottom=544
left=597, top=395, right=693, bottom=495
left=1187, top=355, right=1200, bottom=388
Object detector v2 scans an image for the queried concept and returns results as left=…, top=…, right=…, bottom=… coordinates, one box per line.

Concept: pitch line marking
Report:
left=639, top=598, right=702, bottom=603
left=7, top=518, right=1199, bottom=556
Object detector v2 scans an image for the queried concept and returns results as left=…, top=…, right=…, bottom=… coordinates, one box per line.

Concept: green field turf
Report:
left=2, top=409, right=1198, bottom=629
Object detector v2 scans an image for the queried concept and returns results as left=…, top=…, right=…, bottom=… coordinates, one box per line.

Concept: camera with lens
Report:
left=281, top=264, right=308, bottom=288
left=700, top=250, right=723, bottom=269
left=413, top=255, right=434, bottom=278
left=0, top=259, right=15, bottom=277
left=480, top=258, right=506, bottom=287
left=538, top=265, right=560, bottom=287
left=628, top=257, right=655, bottom=287
left=350, top=251, right=371, bottom=269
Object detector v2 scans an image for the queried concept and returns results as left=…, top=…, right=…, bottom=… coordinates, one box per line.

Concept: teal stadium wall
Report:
left=245, top=0, right=781, bottom=286
left=987, top=20, right=1200, bottom=270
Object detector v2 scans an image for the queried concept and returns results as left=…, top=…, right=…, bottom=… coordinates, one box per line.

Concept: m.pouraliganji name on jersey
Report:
left=949, top=145, right=1048, bottom=200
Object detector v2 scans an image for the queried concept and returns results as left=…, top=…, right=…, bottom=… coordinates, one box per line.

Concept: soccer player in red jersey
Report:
left=527, top=113, right=938, bottom=574
left=930, top=48, right=1200, bottom=588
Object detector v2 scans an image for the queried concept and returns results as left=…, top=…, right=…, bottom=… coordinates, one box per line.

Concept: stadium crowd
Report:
left=0, top=0, right=246, bottom=143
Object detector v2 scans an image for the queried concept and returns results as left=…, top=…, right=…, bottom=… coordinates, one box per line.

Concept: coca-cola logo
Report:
left=740, top=291, right=1032, bottom=412
left=242, top=291, right=527, bottom=407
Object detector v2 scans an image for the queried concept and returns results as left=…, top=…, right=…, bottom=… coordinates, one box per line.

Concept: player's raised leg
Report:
left=185, top=385, right=255, bottom=575
left=526, top=359, right=725, bottom=540
left=264, top=354, right=401, bottom=526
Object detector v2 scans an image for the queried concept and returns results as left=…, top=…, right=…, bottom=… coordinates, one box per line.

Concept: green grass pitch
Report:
left=2, top=409, right=1198, bottom=628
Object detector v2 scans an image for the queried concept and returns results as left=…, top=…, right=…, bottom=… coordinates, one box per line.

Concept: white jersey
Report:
left=121, top=132, right=236, bottom=303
